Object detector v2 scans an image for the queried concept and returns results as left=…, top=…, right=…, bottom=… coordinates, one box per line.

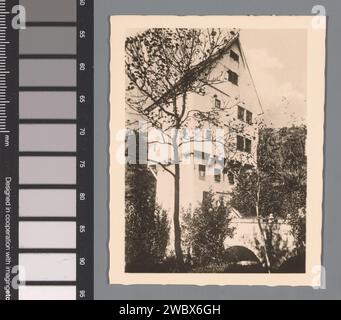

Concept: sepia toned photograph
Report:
left=110, top=16, right=325, bottom=286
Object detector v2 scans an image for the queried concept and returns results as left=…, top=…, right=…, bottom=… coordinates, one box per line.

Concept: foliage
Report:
left=287, top=207, right=306, bottom=254
left=150, top=206, right=171, bottom=263
left=182, top=191, right=235, bottom=267
left=230, top=125, right=307, bottom=271
left=277, top=252, right=306, bottom=273
left=232, top=126, right=306, bottom=214
left=231, top=126, right=307, bottom=217
left=257, top=126, right=307, bottom=219
left=254, top=218, right=290, bottom=271
left=125, top=164, right=170, bottom=272
left=230, top=168, right=258, bottom=217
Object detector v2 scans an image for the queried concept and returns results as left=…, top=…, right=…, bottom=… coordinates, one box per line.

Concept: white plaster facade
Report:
left=150, top=35, right=262, bottom=218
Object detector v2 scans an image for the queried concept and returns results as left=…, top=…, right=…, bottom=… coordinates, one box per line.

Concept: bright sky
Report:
left=240, top=29, right=307, bottom=128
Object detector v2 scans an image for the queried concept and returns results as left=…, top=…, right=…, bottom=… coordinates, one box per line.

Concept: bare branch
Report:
left=147, top=158, right=175, bottom=177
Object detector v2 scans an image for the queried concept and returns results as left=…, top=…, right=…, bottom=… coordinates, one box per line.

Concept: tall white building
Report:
left=147, top=32, right=263, bottom=218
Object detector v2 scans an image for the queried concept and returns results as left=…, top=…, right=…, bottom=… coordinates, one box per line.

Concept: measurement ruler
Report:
left=0, top=0, right=93, bottom=300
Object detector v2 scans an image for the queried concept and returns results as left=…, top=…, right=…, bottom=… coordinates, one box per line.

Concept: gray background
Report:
left=94, top=0, right=341, bottom=300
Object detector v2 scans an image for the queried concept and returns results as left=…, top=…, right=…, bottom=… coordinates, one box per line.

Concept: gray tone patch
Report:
left=20, top=27, right=76, bottom=54
left=19, top=124, right=76, bottom=152
left=20, top=0, right=77, bottom=22
left=19, top=59, right=76, bottom=87
left=19, top=156, right=76, bottom=184
left=19, top=221, right=76, bottom=249
left=19, top=92, right=76, bottom=119
left=19, top=189, right=76, bottom=217
left=19, top=254, right=77, bottom=281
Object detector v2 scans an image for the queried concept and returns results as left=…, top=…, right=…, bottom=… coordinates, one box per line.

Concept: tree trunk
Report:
left=174, top=162, right=185, bottom=271
left=255, top=179, right=272, bottom=273
left=172, top=96, right=185, bottom=271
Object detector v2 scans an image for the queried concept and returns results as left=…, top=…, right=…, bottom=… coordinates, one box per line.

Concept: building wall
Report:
left=154, top=39, right=261, bottom=211
left=185, top=41, right=260, bottom=165
left=150, top=38, right=263, bottom=252
left=154, top=158, right=234, bottom=215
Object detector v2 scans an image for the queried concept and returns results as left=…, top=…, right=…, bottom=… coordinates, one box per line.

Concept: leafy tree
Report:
left=125, top=164, right=170, bottom=271
left=230, top=125, right=307, bottom=272
left=254, top=216, right=290, bottom=271
left=150, top=205, right=171, bottom=263
left=257, top=126, right=307, bottom=217
left=126, top=28, right=239, bottom=270
left=183, top=191, right=235, bottom=267
left=260, top=126, right=307, bottom=254
left=229, top=167, right=273, bottom=271
left=287, top=207, right=306, bottom=255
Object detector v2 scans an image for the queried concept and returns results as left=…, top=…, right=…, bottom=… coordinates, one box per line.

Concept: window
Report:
left=246, top=110, right=253, bottom=124
left=238, top=106, right=245, bottom=121
left=203, top=191, right=209, bottom=202
left=228, top=172, right=235, bottom=185
left=199, top=164, right=206, bottom=179
left=215, top=174, right=221, bottom=183
left=236, top=136, right=252, bottom=153
left=245, top=138, right=252, bottom=153
left=230, top=50, right=239, bottom=62
left=238, top=107, right=253, bottom=124
left=227, top=70, right=238, bottom=85
left=214, top=169, right=221, bottom=183
left=237, top=135, right=244, bottom=151
left=215, top=98, right=221, bottom=109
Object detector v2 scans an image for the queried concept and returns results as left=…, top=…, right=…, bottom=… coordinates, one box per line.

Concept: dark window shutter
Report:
left=199, top=164, right=206, bottom=179
left=238, top=106, right=245, bottom=121
left=237, top=135, right=244, bottom=151
left=246, top=110, right=253, bottom=124
left=203, top=191, right=209, bottom=202
left=245, top=138, right=252, bottom=153
left=228, top=70, right=239, bottom=85
left=214, top=169, right=221, bottom=182
left=230, top=50, right=240, bottom=62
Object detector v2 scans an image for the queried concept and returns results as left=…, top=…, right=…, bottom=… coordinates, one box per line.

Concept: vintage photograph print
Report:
left=110, top=16, right=325, bottom=286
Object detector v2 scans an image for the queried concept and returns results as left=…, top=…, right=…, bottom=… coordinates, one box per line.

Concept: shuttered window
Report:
left=227, top=70, right=238, bottom=85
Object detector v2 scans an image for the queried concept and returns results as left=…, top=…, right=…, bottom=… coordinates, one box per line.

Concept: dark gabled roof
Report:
left=145, top=31, right=240, bottom=113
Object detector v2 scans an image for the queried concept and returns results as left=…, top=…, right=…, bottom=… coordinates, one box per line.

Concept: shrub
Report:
left=125, top=164, right=170, bottom=272
left=183, top=190, right=235, bottom=267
